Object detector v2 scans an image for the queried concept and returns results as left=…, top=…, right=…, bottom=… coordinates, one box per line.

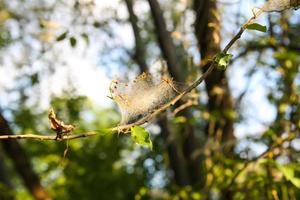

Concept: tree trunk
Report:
left=193, top=1, right=235, bottom=199
left=0, top=113, right=52, bottom=200
left=158, top=117, right=189, bottom=186
left=124, top=0, right=148, bottom=72
left=193, top=0, right=235, bottom=151
left=148, top=0, right=206, bottom=187
left=125, top=0, right=190, bottom=186
left=147, top=0, right=184, bottom=81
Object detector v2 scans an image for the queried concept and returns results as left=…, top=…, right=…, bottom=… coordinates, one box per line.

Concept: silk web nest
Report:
left=110, top=72, right=184, bottom=125
left=263, top=0, right=300, bottom=12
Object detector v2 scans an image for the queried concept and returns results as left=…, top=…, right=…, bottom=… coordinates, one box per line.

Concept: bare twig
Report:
left=224, top=132, right=297, bottom=189
left=172, top=100, right=198, bottom=116
left=235, top=53, right=261, bottom=107
left=0, top=132, right=97, bottom=141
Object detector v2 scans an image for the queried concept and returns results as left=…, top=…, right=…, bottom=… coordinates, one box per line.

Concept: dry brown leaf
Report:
left=48, top=108, right=75, bottom=139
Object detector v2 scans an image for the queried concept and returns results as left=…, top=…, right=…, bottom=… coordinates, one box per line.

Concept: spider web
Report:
left=263, top=0, right=297, bottom=12
left=110, top=72, right=186, bottom=125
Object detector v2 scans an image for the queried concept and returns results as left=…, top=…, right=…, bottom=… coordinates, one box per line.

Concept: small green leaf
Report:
left=215, top=53, right=233, bottom=70
left=81, top=33, right=89, bottom=45
left=131, top=126, right=152, bottom=149
left=70, top=37, right=77, bottom=47
left=246, top=23, right=267, bottom=32
left=93, top=21, right=101, bottom=28
left=277, top=163, right=300, bottom=188
left=173, top=116, right=187, bottom=123
left=30, top=73, right=39, bottom=85
left=56, top=31, right=68, bottom=41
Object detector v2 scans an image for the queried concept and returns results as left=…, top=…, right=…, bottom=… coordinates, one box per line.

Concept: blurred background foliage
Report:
left=0, top=0, right=299, bottom=199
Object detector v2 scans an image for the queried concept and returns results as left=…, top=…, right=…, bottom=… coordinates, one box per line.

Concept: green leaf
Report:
left=81, top=33, right=89, bottom=45
left=277, top=163, right=300, bottom=188
left=30, top=73, right=39, bottom=85
left=56, top=31, right=68, bottom=41
left=215, top=53, right=233, bottom=70
left=173, top=116, right=187, bottom=123
left=93, top=21, right=101, bottom=28
left=246, top=23, right=267, bottom=32
left=70, top=37, right=77, bottom=47
left=130, top=126, right=152, bottom=149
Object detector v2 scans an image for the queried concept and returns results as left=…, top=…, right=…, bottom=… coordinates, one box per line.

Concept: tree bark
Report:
left=147, top=0, right=184, bottom=81
left=148, top=0, right=205, bottom=187
left=193, top=0, right=235, bottom=149
left=0, top=113, right=52, bottom=200
left=124, top=0, right=148, bottom=72
left=193, top=1, right=235, bottom=199
left=158, top=117, right=189, bottom=186
left=125, top=0, right=190, bottom=186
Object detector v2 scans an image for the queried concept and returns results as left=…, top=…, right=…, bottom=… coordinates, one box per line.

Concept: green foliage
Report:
left=0, top=183, right=15, bottom=199
left=0, top=28, right=11, bottom=47
left=50, top=95, right=87, bottom=122
left=215, top=53, right=233, bottom=70
left=29, top=73, right=39, bottom=85
left=81, top=33, right=89, bottom=45
left=131, top=126, right=153, bottom=150
left=246, top=23, right=267, bottom=32
left=56, top=31, right=68, bottom=41
left=19, top=97, right=147, bottom=199
left=277, top=163, right=300, bottom=188
left=69, top=37, right=77, bottom=48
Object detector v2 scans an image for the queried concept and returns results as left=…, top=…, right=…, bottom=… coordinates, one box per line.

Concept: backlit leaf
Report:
left=130, top=126, right=152, bottom=149
left=56, top=31, right=68, bottom=41
left=277, top=163, right=300, bottom=188
left=246, top=23, right=267, bottom=32
left=70, top=37, right=77, bottom=47
left=215, top=53, right=233, bottom=70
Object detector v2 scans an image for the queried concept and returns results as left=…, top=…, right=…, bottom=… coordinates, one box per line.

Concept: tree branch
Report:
left=224, top=132, right=297, bottom=190
left=124, top=0, right=148, bottom=72
left=0, top=132, right=97, bottom=141
left=230, top=43, right=300, bottom=64
left=0, top=5, right=267, bottom=141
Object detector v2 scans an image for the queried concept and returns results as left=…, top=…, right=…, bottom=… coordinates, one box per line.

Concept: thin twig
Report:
left=0, top=132, right=97, bottom=141
left=235, top=53, right=261, bottom=107
left=224, top=132, right=297, bottom=189
left=172, top=100, right=197, bottom=116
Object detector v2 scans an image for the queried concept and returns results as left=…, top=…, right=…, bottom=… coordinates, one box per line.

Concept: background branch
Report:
left=224, top=132, right=297, bottom=190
